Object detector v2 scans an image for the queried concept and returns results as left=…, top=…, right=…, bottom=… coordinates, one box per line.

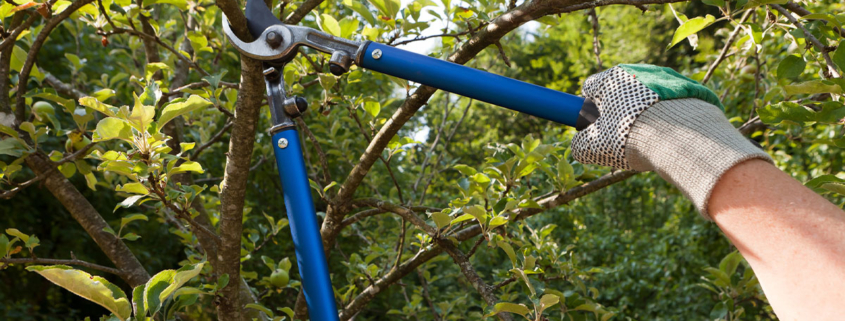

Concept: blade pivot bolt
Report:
left=266, top=31, right=283, bottom=48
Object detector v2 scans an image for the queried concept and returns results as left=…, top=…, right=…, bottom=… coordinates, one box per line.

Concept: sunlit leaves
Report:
left=368, top=0, right=401, bottom=21
left=26, top=266, right=132, bottom=321
left=116, top=182, right=149, bottom=195
left=319, top=14, right=341, bottom=37
left=485, top=302, right=530, bottom=318
left=94, top=118, right=133, bottom=142
left=782, top=80, right=843, bottom=96
left=668, top=15, right=716, bottom=49
left=158, top=95, right=212, bottom=127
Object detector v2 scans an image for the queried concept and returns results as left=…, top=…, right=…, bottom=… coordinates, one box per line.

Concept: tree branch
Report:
left=283, top=0, right=324, bottom=25
left=44, top=74, right=85, bottom=99
left=23, top=152, right=151, bottom=287
left=438, top=240, right=513, bottom=321
left=0, top=143, right=97, bottom=200
left=0, top=257, right=123, bottom=276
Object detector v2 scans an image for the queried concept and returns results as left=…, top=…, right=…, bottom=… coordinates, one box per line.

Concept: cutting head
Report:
left=223, top=0, right=363, bottom=73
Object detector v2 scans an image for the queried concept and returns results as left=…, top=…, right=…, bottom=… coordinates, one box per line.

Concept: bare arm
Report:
left=710, top=159, right=845, bottom=320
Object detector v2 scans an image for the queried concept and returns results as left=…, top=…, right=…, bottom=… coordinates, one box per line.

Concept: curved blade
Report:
left=245, top=0, right=284, bottom=38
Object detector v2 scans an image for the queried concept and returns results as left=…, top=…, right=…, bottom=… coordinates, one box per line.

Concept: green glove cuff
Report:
left=618, top=64, right=724, bottom=111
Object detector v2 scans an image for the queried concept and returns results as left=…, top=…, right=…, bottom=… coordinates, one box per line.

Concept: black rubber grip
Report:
left=575, top=98, right=599, bottom=131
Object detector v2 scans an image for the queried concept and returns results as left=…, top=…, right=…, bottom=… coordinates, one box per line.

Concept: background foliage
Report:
left=1, top=0, right=843, bottom=320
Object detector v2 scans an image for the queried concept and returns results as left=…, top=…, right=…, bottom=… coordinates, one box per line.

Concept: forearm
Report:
left=710, top=159, right=845, bottom=321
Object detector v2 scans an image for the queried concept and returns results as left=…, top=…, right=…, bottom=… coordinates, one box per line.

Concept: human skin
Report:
left=709, top=159, right=845, bottom=320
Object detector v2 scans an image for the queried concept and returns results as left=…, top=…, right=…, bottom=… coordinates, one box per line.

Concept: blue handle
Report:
left=359, top=42, right=586, bottom=127
left=272, top=129, right=339, bottom=321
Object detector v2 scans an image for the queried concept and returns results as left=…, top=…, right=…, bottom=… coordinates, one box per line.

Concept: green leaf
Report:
left=120, top=214, right=148, bottom=229
left=496, top=240, right=517, bottom=268
left=668, top=15, right=716, bottom=49
left=783, top=80, right=843, bottom=96
left=757, top=102, right=813, bottom=125
left=320, top=14, right=342, bottom=37
left=115, top=195, right=146, bottom=212
left=26, top=265, right=132, bottom=321
left=431, top=211, right=451, bottom=229
left=450, top=213, right=476, bottom=225
left=132, top=285, right=146, bottom=317
left=158, top=95, right=212, bottom=127
left=820, top=182, right=845, bottom=195
left=143, top=0, right=188, bottom=9
left=776, top=55, right=806, bottom=80
left=94, top=118, right=133, bottom=142
left=0, top=235, right=9, bottom=257
left=128, top=96, right=155, bottom=132
left=704, top=267, right=732, bottom=287
left=0, top=138, right=25, bottom=157
left=245, top=303, right=274, bottom=318
left=169, top=161, right=204, bottom=176
left=719, top=251, right=742, bottom=277
left=537, top=293, right=560, bottom=314
left=343, top=0, right=376, bottom=25
left=832, top=45, right=845, bottom=72
left=805, top=175, right=845, bottom=193
left=144, top=270, right=176, bottom=316
left=710, top=301, right=728, bottom=319
left=145, top=62, right=171, bottom=81
left=79, top=97, right=118, bottom=117
left=363, top=100, right=381, bottom=118
left=488, top=216, right=508, bottom=229
left=453, top=164, right=477, bottom=176
left=6, top=228, right=29, bottom=242
left=121, top=233, right=140, bottom=241
left=137, top=82, right=161, bottom=107
left=92, top=89, right=116, bottom=102
left=158, top=262, right=204, bottom=303
left=368, top=0, right=400, bottom=19
left=485, top=302, right=530, bottom=318
left=116, top=182, right=149, bottom=195
left=464, top=205, right=487, bottom=221
left=339, top=17, right=360, bottom=39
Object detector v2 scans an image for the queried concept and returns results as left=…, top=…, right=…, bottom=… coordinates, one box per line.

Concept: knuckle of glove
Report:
left=572, top=66, right=660, bottom=170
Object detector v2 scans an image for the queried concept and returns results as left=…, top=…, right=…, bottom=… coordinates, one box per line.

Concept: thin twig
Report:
left=190, top=121, right=233, bottom=161
left=296, top=118, right=331, bottom=188
left=588, top=9, right=603, bottom=71
left=494, top=41, right=511, bottom=67
left=702, top=10, right=752, bottom=85
left=391, top=31, right=469, bottom=46
left=419, top=100, right=472, bottom=204
left=771, top=4, right=840, bottom=78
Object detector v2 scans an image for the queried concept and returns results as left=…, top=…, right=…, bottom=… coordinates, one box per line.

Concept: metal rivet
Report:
left=277, top=138, right=288, bottom=149
left=266, top=31, right=283, bottom=49
left=372, top=49, right=382, bottom=60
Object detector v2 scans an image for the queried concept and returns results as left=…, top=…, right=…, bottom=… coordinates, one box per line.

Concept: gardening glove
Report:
left=570, top=64, right=772, bottom=220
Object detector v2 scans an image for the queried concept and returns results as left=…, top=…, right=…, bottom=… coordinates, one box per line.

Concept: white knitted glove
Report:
left=571, top=65, right=772, bottom=219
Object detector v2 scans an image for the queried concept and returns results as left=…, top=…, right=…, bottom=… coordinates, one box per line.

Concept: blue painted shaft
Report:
left=360, top=42, right=585, bottom=127
left=272, top=129, right=339, bottom=321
